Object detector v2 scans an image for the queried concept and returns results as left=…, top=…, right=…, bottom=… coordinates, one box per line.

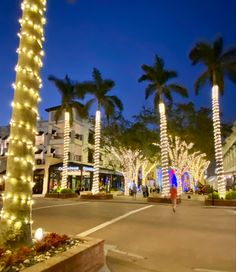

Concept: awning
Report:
left=34, top=169, right=45, bottom=175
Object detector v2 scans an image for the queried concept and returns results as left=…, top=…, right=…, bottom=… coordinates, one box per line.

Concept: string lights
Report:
left=92, top=110, right=101, bottom=194
left=1, top=0, right=46, bottom=245
left=61, top=111, right=70, bottom=189
left=159, top=102, right=169, bottom=197
left=212, top=85, right=225, bottom=197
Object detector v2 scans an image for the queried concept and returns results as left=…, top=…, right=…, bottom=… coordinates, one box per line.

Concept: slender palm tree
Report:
left=0, top=0, right=47, bottom=247
left=138, top=55, right=188, bottom=196
left=189, top=36, right=236, bottom=198
left=77, top=68, right=123, bottom=194
left=48, top=75, right=87, bottom=189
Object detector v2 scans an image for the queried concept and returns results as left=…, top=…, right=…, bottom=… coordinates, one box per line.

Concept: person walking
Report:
left=132, top=182, right=137, bottom=200
left=170, top=184, right=177, bottom=213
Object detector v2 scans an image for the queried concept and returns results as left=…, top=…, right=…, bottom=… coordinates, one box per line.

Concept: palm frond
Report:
left=224, top=64, right=236, bottom=84
left=72, top=101, right=88, bottom=120
left=193, top=71, right=209, bottom=95
left=189, top=41, right=212, bottom=65
left=92, top=68, right=102, bottom=85
left=107, top=95, right=123, bottom=111
left=145, top=84, right=156, bottom=99
left=220, top=47, right=236, bottom=63
left=162, top=87, right=173, bottom=106
left=154, top=54, right=164, bottom=70
left=168, top=84, right=188, bottom=98
left=165, top=70, right=177, bottom=80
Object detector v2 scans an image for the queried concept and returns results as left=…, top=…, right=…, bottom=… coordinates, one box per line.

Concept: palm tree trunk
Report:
left=0, top=0, right=46, bottom=247
left=92, top=110, right=100, bottom=194
left=212, top=85, right=225, bottom=198
left=159, top=102, right=169, bottom=197
left=61, top=111, right=70, bottom=189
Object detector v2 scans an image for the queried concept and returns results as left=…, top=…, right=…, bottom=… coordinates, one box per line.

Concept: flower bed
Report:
left=80, top=193, right=113, bottom=200
left=0, top=233, right=104, bottom=272
left=147, top=197, right=181, bottom=204
left=205, top=199, right=236, bottom=206
left=45, top=193, right=77, bottom=199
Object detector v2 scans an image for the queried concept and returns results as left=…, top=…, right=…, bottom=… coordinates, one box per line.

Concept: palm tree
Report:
left=189, top=36, right=236, bottom=198
left=0, top=0, right=47, bottom=247
left=138, top=55, right=188, bottom=196
left=77, top=68, right=123, bottom=194
left=48, top=75, right=87, bottom=189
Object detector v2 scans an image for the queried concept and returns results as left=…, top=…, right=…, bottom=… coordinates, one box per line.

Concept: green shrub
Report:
left=225, top=190, right=236, bottom=200
left=208, top=191, right=220, bottom=199
left=60, top=188, right=73, bottom=194
left=225, top=191, right=232, bottom=200
left=231, top=190, right=236, bottom=199
left=49, top=189, right=58, bottom=193
left=205, top=185, right=213, bottom=194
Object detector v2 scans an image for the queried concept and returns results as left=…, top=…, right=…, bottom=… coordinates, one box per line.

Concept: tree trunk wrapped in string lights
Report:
left=92, top=110, right=101, bottom=194
left=159, top=102, right=169, bottom=197
left=61, top=111, right=70, bottom=189
left=0, top=0, right=46, bottom=247
left=212, top=85, right=225, bottom=197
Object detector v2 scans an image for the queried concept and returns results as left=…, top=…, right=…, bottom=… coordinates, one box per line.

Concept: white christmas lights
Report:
left=1, top=0, right=46, bottom=244
left=212, top=85, right=225, bottom=197
left=92, top=110, right=101, bottom=194
left=159, top=102, right=169, bottom=197
left=61, top=111, right=70, bottom=189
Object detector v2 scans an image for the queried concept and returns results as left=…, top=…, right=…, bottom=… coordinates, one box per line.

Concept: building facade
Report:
left=0, top=105, right=123, bottom=194
left=222, top=121, right=236, bottom=190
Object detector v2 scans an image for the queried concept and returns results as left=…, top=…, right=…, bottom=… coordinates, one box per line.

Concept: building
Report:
left=0, top=104, right=123, bottom=194
left=222, top=121, right=236, bottom=190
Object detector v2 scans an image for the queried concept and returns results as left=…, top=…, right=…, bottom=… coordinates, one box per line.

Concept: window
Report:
left=88, top=148, right=94, bottom=163
left=88, top=131, right=94, bottom=144
left=75, top=134, right=83, bottom=141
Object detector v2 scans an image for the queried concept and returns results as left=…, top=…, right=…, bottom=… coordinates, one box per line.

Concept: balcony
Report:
left=35, top=159, right=45, bottom=165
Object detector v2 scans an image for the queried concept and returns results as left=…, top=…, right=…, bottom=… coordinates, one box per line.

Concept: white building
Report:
left=0, top=104, right=123, bottom=194
left=223, top=121, right=236, bottom=190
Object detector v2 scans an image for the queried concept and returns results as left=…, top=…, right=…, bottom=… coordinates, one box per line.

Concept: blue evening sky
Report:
left=0, top=0, right=235, bottom=126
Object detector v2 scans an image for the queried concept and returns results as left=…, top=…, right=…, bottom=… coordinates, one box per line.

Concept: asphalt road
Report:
left=1, top=197, right=236, bottom=272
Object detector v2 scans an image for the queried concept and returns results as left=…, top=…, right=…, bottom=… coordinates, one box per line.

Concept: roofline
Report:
left=45, top=102, right=84, bottom=112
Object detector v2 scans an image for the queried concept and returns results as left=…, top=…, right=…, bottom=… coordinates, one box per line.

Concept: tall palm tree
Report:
left=0, top=0, right=47, bottom=247
left=138, top=55, right=188, bottom=196
left=48, top=75, right=87, bottom=189
left=189, top=36, right=236, bottom=198
left=77, top=68, right=123, bottom=194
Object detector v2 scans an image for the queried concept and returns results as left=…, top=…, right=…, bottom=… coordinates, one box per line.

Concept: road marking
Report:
left=33, top=202, right=89, bottom=210
left=77, top=205, right=154, bottom=237
left=194, top=268, right=235, bottom=272
left=111, top=248, right=145, bottom=260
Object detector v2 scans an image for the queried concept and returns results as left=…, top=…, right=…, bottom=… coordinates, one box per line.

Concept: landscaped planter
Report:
left=80, top=193, right=113, bottom=200
left=205, top=199, right=236, bottom=206
left=45, top=193, right=78, bottom=199
left=147, top=197, right=181, bottom=204
left=23, top=236, right=104, bottom=272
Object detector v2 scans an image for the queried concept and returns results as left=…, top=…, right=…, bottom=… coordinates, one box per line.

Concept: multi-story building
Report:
left=223, top=121, right=236, bottom=190
left=0, top=104, right=123, bottom=194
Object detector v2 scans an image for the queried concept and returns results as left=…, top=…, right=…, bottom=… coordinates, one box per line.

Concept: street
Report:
left=1, top=197, right=236, bottom=272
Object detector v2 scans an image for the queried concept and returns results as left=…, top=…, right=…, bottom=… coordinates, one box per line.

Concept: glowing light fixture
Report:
left=34, top=227, right=44, bottom=241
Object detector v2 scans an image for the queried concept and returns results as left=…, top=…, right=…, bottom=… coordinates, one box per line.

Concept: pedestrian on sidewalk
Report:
left=170, top=184, right=177, bottom=213
left=132, top=181, right=137, bottom=200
